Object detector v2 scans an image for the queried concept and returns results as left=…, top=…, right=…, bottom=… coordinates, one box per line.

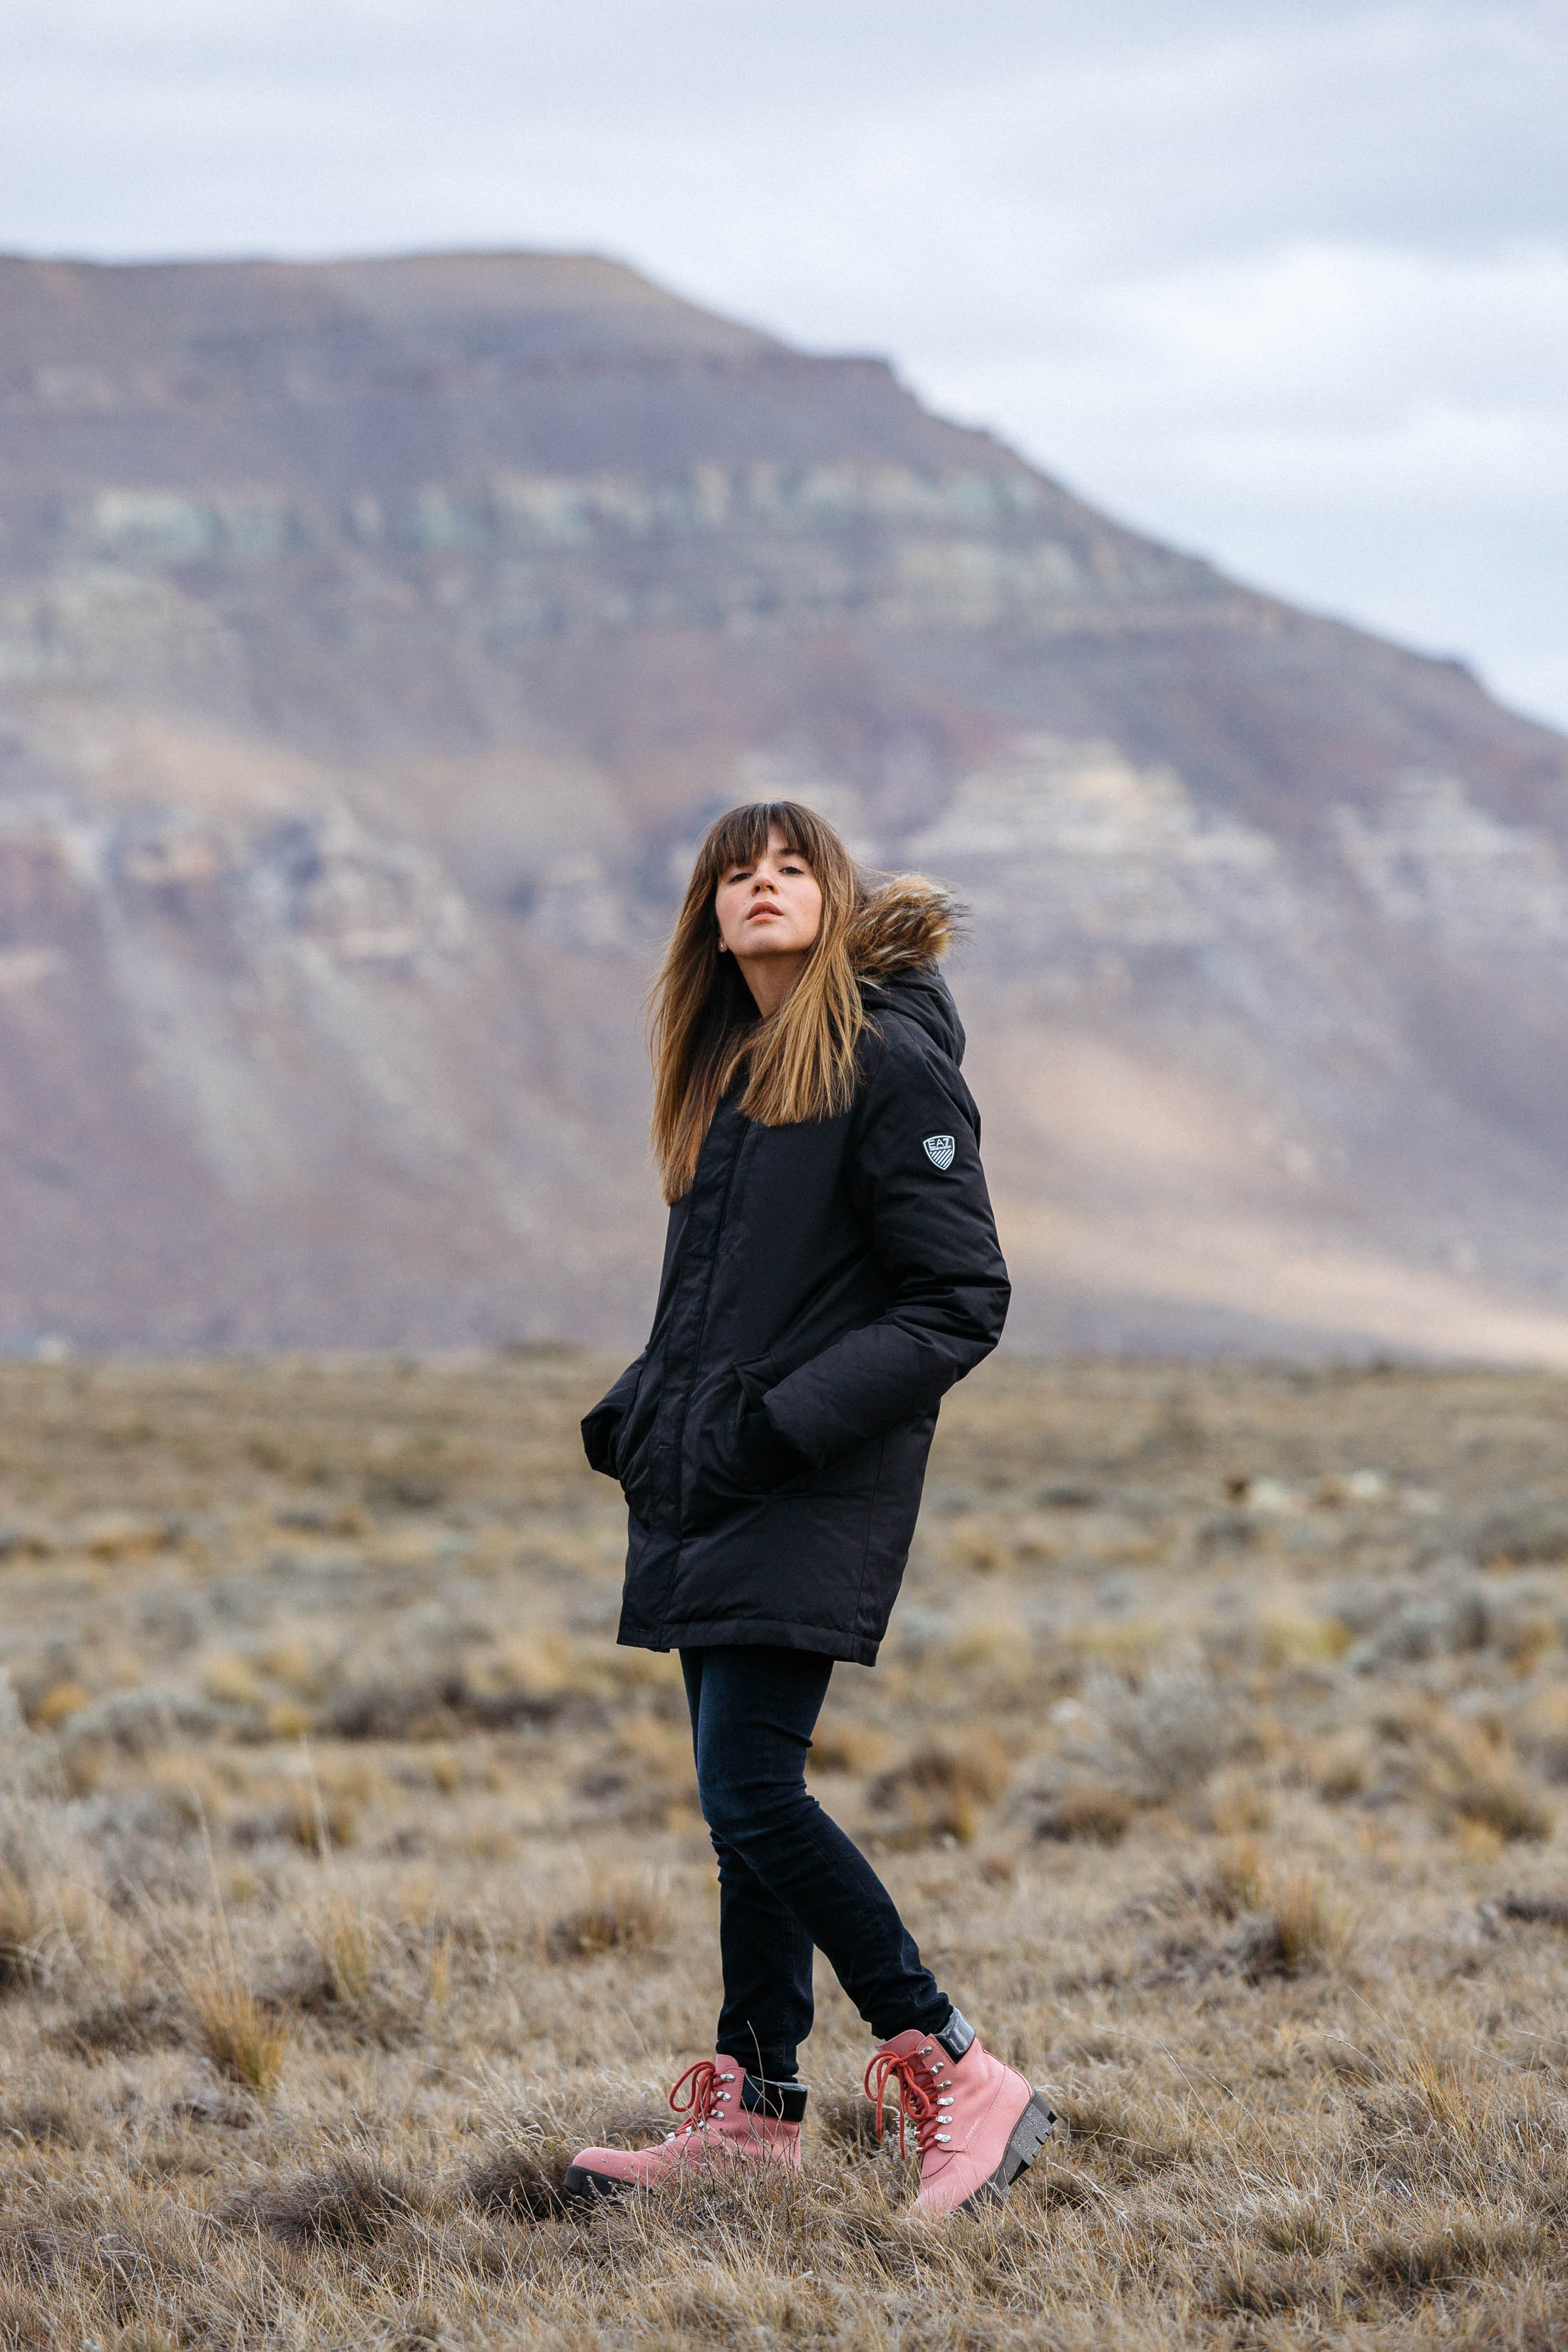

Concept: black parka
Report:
left=581, top=884, right=1010, bottom=1667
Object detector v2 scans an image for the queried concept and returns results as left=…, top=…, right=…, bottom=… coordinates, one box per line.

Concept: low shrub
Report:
left=1090, top=1660, right=1247, bottom=1798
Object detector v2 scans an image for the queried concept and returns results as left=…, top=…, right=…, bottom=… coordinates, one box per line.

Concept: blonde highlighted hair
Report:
left=649, top=801, right=951, bottom=1202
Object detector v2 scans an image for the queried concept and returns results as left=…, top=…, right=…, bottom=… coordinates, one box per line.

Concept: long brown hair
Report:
left=649, top=801, right=871, bottom=1202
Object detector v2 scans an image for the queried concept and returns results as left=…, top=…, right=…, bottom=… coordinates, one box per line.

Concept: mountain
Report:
left=3, top=249, right=1568, bottom=1359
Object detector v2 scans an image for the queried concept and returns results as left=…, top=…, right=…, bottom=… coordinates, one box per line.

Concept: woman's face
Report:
left=713, top=825, right=823, bottom=1006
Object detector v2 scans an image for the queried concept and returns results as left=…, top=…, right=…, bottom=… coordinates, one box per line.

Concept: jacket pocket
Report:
left=681, top=1367, right=803, bottom=1535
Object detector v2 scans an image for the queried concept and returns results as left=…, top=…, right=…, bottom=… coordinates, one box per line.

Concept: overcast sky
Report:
left=4, top=0, right=1567, bottom=728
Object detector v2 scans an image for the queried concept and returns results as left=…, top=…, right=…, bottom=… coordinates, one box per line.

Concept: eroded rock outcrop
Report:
left=1, top=251, right=1567, bottom=1356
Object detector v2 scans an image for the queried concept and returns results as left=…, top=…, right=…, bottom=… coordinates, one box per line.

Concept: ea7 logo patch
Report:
left=922, top=1134, right=956, bottom=1171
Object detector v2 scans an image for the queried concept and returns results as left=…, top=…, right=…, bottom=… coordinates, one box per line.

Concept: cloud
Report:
left=2, top=0, right=1564, bottom=723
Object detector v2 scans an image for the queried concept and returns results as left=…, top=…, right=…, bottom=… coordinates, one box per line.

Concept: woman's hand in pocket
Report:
left=731, top=1401, right=808, bottom=1492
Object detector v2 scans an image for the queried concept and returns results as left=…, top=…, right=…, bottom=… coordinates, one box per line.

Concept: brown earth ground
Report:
left=0, top=1352, right=1567, bottom=2348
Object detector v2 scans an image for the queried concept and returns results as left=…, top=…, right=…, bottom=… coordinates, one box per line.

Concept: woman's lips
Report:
left=746, top=904, right=783, bottom=921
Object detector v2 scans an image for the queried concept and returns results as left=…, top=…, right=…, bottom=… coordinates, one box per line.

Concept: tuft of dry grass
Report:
left=30, top=1679, right=90, bottom=1730
left=234, top=2152, right=423, bottom=2245
left=1058, top=2084, right=1196, bottom=2179
left=1255, top=2197, right=1334, bottom=2255
left=870, top=1731, right=1011, bottom=1842
left=287, top=1785, right=360, bottom=1853
left=1203, top=1765, right=1274, bottom=1835
left=1361, top=2210, right=1537, bottom=2295
left=1498, top=1888, right=1568, bottom=1928
left=1257, top=1606, right=1351, bottom=1668
left=1207, top=1835, right=1271, bottom=1916
left=807, top=1723, right=892, bottom=1777
left=315, top=1902, right=376, bottom=2006
left=465, top=2140, right=572, bottom=2218
left=547, top=1875, right=669, bottom=1961
left=1422, top=1720, right=1555, bottom=1842
left=186, top=1967, right=290, bottom=2090
left=1200, top=1847, right=1353, bottom=1977
left=0, top=1867, right=43, bottom=1991
left=175, top=1820, right=292, bottom=2092
left=1303, top=1729, right=1373, bottom=1801
left=201, top=1651, right=262, bottom=1708
left=817, top=2091, right=889, bottom=2150
left=1264, top=1862, right=1355, bottom=1976
left=51, top=1986, right=184, bottom=2058
left=1031, top=1781, right=1134, bottom=1844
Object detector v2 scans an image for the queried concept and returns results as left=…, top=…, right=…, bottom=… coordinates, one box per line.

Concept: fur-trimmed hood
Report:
left=846, top=872, right=959, bottom=979
left=848, top=873, right=966, bottom=1068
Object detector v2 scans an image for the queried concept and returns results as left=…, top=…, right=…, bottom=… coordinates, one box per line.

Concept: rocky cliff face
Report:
left=3, top=250, right=1568, bottom=1358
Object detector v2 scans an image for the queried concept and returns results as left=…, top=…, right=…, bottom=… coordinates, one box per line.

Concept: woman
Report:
left=567, top=800, right=1052, bottom=2219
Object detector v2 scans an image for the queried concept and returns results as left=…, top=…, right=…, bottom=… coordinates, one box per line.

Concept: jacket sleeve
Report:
left=759, top=1032, right=1010, bottom=1469
left=580, top=1353, right=646, bottom=1477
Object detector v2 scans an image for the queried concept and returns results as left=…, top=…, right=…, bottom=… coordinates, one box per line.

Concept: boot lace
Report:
left=862, top=2043, right=951, bottom=2160
left=663, top=2058, right=736, bottom=2140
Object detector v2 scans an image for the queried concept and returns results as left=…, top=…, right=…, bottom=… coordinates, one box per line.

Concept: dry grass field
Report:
left=0, top=1351, right=1567, bottom=2348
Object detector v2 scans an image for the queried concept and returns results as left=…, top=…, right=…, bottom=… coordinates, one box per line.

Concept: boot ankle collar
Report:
left=740, top=2073, right=808, bottom=2122
left=934, top=2007, right=976, bottom=2063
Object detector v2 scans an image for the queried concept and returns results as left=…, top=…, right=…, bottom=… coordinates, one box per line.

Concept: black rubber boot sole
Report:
left=562, top=2162, right=634, bottom=2205
left=978, top=2091, right=1056, bottom=2203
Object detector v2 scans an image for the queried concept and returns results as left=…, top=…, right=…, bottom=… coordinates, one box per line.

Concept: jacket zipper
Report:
left=660, top=1115, right=751, bottom=1599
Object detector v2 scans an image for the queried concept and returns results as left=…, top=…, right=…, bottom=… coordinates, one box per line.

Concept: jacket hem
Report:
left=617, top=1614, right=881, bottom=1668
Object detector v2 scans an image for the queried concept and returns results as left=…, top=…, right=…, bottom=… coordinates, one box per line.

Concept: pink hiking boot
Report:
left=564, top=2056, right=805, bottom=2203
left=865, top=2011, right=1053, bottom=2218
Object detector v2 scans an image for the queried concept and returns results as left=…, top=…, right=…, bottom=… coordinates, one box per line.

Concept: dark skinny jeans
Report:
left=681, top=1644, right=951, bottom=2082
